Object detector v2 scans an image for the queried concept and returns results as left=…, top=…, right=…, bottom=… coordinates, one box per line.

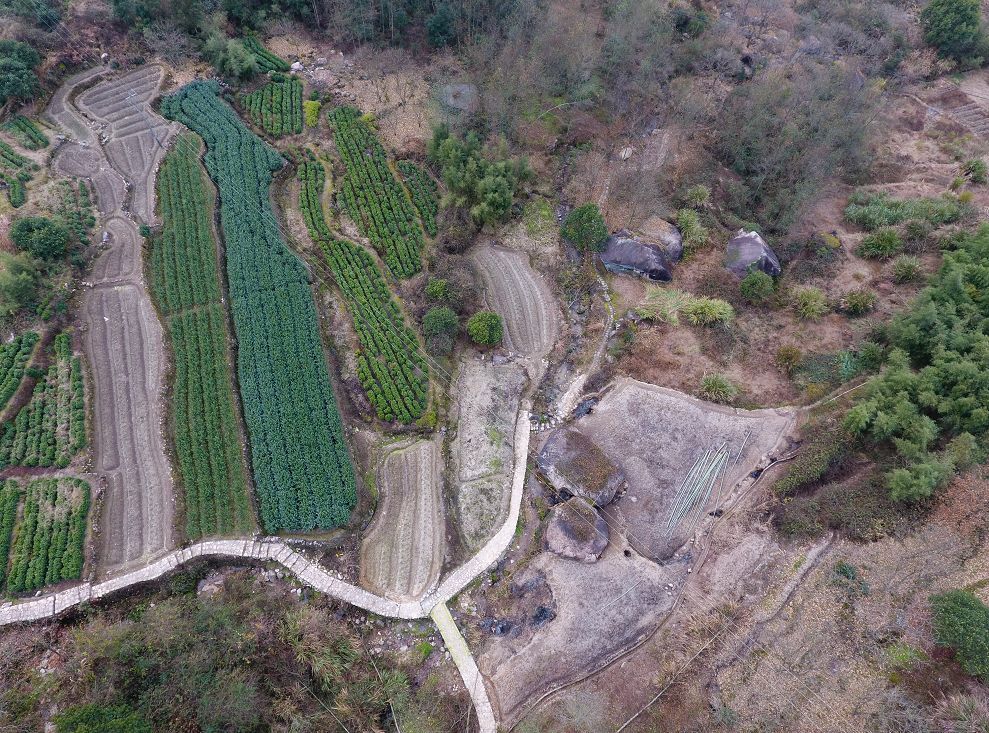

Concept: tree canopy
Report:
left=466, top=310, right=503, bottom=346
left=0, top=41, right=40, bottom=105
left=921, top=0, right=986, bottom=64
left=561, top=203, right=608, bottom=252
left=11, top=217, right=70, bottom=261
left=931, top=590, right=989, bottom=683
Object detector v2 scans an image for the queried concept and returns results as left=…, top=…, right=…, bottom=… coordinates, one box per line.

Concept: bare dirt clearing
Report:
left=577, top=378, right=795, bottom=560
left=48, top=67, right=176, bottom=575
left=360, top=438, right=445, bottom=601
left=471, top=243, right=559, bottom=359
left=450, top=357, right=526, bottom=552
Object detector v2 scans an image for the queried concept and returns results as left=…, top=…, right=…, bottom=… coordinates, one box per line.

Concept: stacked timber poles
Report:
left=665, top=443, right=731, bottom=537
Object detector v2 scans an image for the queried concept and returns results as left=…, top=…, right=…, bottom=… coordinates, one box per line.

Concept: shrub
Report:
left=681, top=296, right=734, bottom=326
left=963, top=158, right=988, bottom=184
left=845, top=191, right=964, bottom=231
left=10, top=216, right=69, bottom=260
left=303, top=100, right=321, bottom=127
left=683, top=183, right=711, bottom=208
left=739, top=269, right=775, bottom=304
left=0, top=252, right=38, bottom=315
left=841, top=289, right=877, bottom=317
left=775, top=345, right=802, bottom=375
left=892, top=255, right=922, bottom=283
left=930, top=590, right=989, bottom=683
left=54, top=703, right=152, bottom=733
left=466, top=311, right=503, bottom=346
left=700, top=374, right=738, bottom=403
left=903, top=219, right=934, bottom=248
left=858, top=228, right=903, bottom=259
left=675, top=208, right=708, bottom=252
left=921, top=0, right=986, bottom=63
left=792, top=287, right=829, bottom=320
left=561, top=203, right=608, bottom=251
left=422, top=306, right=458, bottom=339
left=425, top=277, right=450, bottom=302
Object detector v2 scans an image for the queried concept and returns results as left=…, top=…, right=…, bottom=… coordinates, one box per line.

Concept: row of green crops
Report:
left=0, top=477, right=89, bottom=594
left=327, top=106, right=423, bottom=278
left=0, top=331, right=38, bottom=412
left=397, top=161, right=439, bottom=237
left=2, top=116, right=48, bottom=150
left=161, top=81, right=356, bottom=533
left=58, top=179, right=96, bottom=245
left=0, top=333, right=85, bottom=470
left=149, top=134, right=254, bottom=540
left=243, top=36, right=290, bottom=72
left=297, top=150, right=428, bottom=423
left=242, top=76, right=303, bottom=137
left=0, top=140, right=35, bottom=208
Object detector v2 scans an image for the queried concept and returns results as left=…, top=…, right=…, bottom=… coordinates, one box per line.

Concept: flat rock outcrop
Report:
left=537, top=428, right=626, bottom=506
left=544, top=497, right=609, bottom=562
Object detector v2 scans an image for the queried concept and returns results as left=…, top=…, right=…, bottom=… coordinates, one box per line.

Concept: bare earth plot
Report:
left=578, top=378, right=796, bottom=560
left=451, top=358, right=526, bottom=551
left=471, top=243, right=559, bottom=359
left=360, top=438, right=445, bottom=601
left=47, top=67, right=177, bottom=574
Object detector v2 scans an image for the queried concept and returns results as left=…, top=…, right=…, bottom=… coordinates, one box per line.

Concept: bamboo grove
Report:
left=161, top=82, right=356, bottom=533
left=327, top=106, right=424, bottom=278
left=149, top=134, right=254, bottom=539
left=0, top=333, right=85, bottom=470
left=297, top=150, right=429, bottom=423
left=0, top=477, right=89, bottom=594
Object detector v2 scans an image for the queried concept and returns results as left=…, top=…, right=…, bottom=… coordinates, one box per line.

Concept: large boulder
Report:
left=537, top=428, right=626, bottom=506
left=725, top=229, right=781, bottom=277
left=599, top=229, right=675, bottom=282
left=639, top=217, right=684, bottom=264
left=544, top=497, right=609, bottom=562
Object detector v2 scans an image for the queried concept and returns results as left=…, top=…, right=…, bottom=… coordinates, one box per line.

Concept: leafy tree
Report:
left=0, top=252, right=38, bottom=316
left=0, top=41, right=40, bottom=106
left=422, top=306, right=458, bottom=339
left=561, top=203, right=608, bottom=252
left=921, top=0, right=986, bottom=63
left=739, top=269, right=774, bottom=304
left=931, top=590, right=989, bottom=682
left=11, top=217, right=70, bottom=261
left=427, top=3, right=456, bottom=47
left=55, top=704, right=151, bottom=733
left=203, top=35, right=259, bottom=79
left=466, top=310, right=503, bottom=346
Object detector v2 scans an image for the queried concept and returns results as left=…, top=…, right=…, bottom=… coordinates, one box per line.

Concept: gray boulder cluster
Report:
left=536, top=429, right=627, bottom=562
left=599, top=222, right=683, bottom=282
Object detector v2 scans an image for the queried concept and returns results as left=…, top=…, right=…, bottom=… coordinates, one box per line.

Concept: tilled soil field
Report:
left=360, top=438, right=445, bottom=601
left=48, top=67, right=176, bottom=574
left=471, top=243, right=559, bottom=358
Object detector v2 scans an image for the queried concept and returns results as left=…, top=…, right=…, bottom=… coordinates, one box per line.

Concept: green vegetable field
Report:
left=242, top=77, right=303, bottom=137
left=397, top=160, right=439, bottom=237
left=0, top=140, right=33, bottom=207
left=0, top=476, right=90, bottom=594
left=0, top=331, right=38, bottom=412
left=2, top=116, right=48, bottom=150
left=149, top=134, right=254, bottom=539
left=243, top=36, right=290, bottom=72
left=161, top=81, right=356, bottom=533
left=0, top=333, right=85, bottom=469
left=327, top=106, right=424, bottom=278
left=297, top=150, right=428, bottom=423
left=58, top=179, right=96, bottom=245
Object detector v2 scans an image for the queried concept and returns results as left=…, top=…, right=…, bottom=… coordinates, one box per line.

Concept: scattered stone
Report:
left=537, top=429, right=626, bottom=507
left=619, top=146, right=634, bottom=160
left=290, top=61, right=304, bottom=72
left=544, top=497, right=609, bottom=562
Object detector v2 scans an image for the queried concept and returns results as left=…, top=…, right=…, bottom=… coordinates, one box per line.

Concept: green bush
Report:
left=931, top=590, right=989, bottom=682
left=921, top=0, right=987, bottom=63
left=0, top=252, right=38, bottom=316
left=675, top=208, right=708, bottom=252
left=775, top=344, right=802, bottom=375
left=792, top=286, right=829, bottom=320
left=845, top=191, right=964, bottom=231
left=422, top=306, right=458, bottom=339
left=841, top=289, right=877, bottom=317
left=683, top=183, right=711, bottom=208
left=892, top=255, right=922, bottom=283
left=681, top=296, right=734, bottom=326
left=700, top=374, right=738, bottom=403
left=10, top=217, right=69, bottom=261
left=858, top=228, right=903, bottom=259
left=963, top=158, right=988, bottom=184
left=425, top=278, right=450, bottom=302
left=561, top=203, right=608, bottom=251
left=466, top=311, right=503, bottom=346
left=739, top=269, right=775, bottom=304
left=55, top=704, right=151, bottom=733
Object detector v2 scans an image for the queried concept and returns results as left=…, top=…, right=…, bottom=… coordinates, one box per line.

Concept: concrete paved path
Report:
left=432, top=601, right=498, bottom=733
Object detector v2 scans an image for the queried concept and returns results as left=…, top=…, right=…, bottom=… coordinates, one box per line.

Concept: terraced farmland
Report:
left=360, top=439, right=445, bottom=600
left=471, top=243, right=559, bottom=357
left=297, top=150, right=428, bottom=423
left=0, top=333, right=85, bottom=470
left=161, top=81, right=356, bottom=533
left=0, top=476, right=90, bottom=594
left=327, top=106, right=424, bottom=278
left=242, top=77, right=303, bottom=137
left=149, top=134, right=254, bottom=539
left=2, top=116, right=49, bottom=150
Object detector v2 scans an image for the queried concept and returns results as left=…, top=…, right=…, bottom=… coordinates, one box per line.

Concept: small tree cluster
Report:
left=466, top=311, right=503, bottom=346
left=561, top=203, right=608, bottom=252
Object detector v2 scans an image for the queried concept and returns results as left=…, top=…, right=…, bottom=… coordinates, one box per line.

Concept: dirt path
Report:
left=360, top=437, right=445, bottom=601
left=46, top=66, right=177, bottom=575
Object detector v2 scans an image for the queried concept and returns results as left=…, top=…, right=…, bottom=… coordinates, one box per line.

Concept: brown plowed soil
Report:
left=359, top=438, right=445, bottom=601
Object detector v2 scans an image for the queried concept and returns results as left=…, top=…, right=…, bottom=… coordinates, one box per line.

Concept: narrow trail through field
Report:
left=46, top=66, right=177, bottom=575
